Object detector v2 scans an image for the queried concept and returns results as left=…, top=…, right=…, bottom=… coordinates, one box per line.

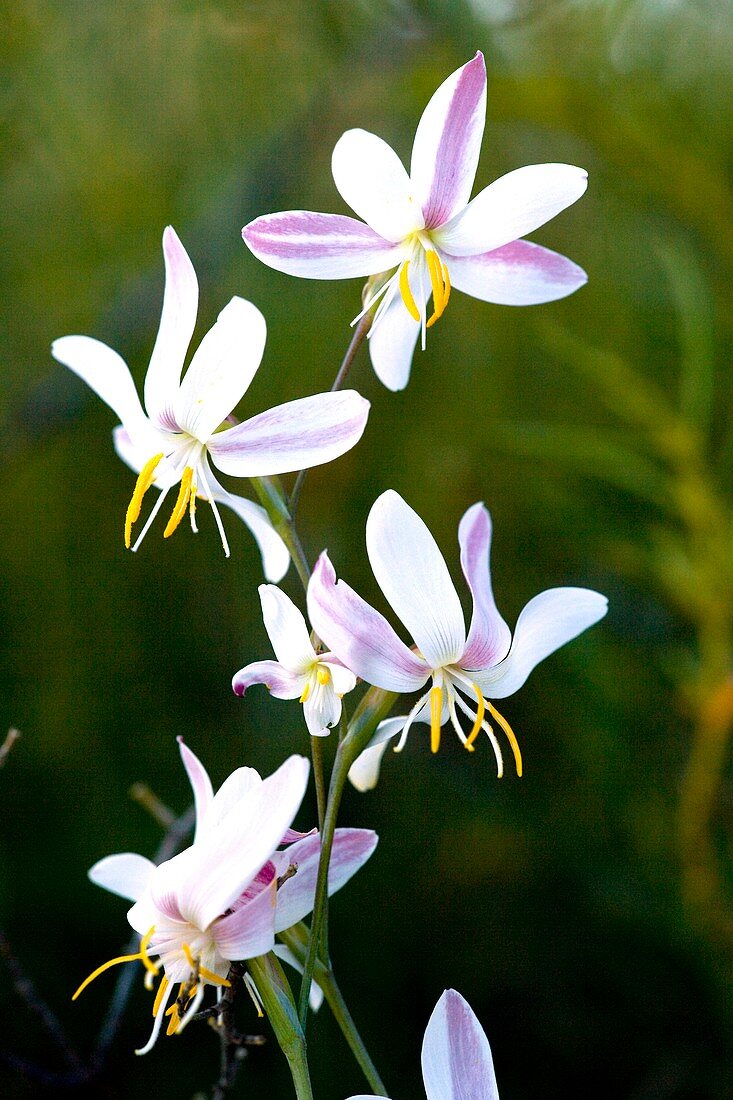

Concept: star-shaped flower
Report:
left=242, top=52, right=587, bottom=391
left=232, top=584, right=357, bottom=737
left=53, top=226, right=370, bottom=570
left=307, top=490, right=607, bottom=786
left=74, top=740, right=376, bottom=1054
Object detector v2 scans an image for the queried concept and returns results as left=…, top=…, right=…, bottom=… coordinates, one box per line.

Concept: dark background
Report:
left=1, top=1, right=732, bottom=1096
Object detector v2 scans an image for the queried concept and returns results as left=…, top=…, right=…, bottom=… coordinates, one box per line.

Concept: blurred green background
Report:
left=2, top=0, right=733, bottom=1096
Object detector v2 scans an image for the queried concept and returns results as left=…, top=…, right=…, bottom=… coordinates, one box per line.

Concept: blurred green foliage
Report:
left=1, top=0, right=732, bottom=1096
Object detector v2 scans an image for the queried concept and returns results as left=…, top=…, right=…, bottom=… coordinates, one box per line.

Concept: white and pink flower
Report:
left=53, top=226, right=370, bottom=569
left=307, top=490, right=607, bottom=787
left=243, top=52, right=588, bottom=391
left=232, top=584, right=357, bottom=737
left=348, top=988, right=500, bottom=1100
left=74, top=740, right=376, bottom=1054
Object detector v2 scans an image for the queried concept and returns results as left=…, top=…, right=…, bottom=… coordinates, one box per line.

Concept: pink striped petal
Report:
left=436, top=163, right=588, bottom=257
left=271, top=828, right=378, bottom=932
left=177, top=738, right=214, bottom=841
left=211, top=863, right=278, bottom=961
left=472, top=587, right=608, bottom=699
left=457, top=503, right=511, bottom=671
left=242, top=211, right=403, bottom=279
left=447, top=240, right=587, bottom=305
left=422, top=989, right=499, bottom=1100
left=144, top=226, right=199, bottom=430
left=232, top=660, right=305, bottom=700
left=307, top=551, right=429, bottom=693
left=410, top=53, right=487, bottom=229
left=207, top=390, right=369, bottom=477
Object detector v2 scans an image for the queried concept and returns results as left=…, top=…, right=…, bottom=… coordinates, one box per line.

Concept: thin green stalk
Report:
left=279, top=925, right=387, bottom=1095
left=248, top=955, right=314, bottom=1100
left=297, top=688, right=398, bottom=1024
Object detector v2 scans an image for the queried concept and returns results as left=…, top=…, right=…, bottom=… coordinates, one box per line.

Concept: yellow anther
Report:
left=125, top=453, right=164, bottom=548
left=198, top=965, right=231, bottom=988
left=181, top=943, right=196, bottom=969
left=299, top=681, right=311, bottom=704
left=163, top=466, right=194, bottom=539
left=486, top=701, right=523, bottom=777
left=465, top=683, right=486, bottom=748
left=399, top=261, right=421, bottom=321
left=426, top=252, right=451, bottom=328
left=316, top=665, right=331, bottom=686
left=152, top=976, right=170, bottom=1017
left=165, top=1000, right=181, bottom=1036
left=430, top=685, right=443, bottom=754
left=72, top=925, right=158, bottom=1001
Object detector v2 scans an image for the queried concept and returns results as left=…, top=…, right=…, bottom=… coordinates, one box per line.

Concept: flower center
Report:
left=299, top=662, right=332, bottom=703
left=399, top=246, right=451, bottom=329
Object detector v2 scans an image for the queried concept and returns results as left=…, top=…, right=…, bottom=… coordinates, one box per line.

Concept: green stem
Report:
left=297, top=687, right=398, bottom=1025
left=247, top=955, right=314, bottom=1100
left=279, top=925, right=387, bottom=1095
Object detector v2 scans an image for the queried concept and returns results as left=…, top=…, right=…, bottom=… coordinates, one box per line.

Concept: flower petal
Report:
left=173, top=297, right=267, bottom=443
left=198, top=462, right=290, bottom=581
left=243, top=211, right=404, bottom=279
left=347, top=716, right=406, bottom=792
left=410, top=52, right=487, bottom=229
left=51, top=336, right=153, bottom=448
left=211, top=864, right=278, bottom=961
left=458, top=503, right=511, bottom=671
left=367, top=284, right=422, bottom=392
left=177, top=738, right=214, bottom=841
left=303, top=681, right=342, bottom=737
left=332, top=129, right=420, bottom=243
left=307, top=552, right=429, bottom=692
left=422, top=989, right=499, bottom=1100
left=232, top=660, right=305, bottom=700
left=143, top=226, right=199, bottom=429
left=447, top=240, right=588, bottom=306
left=366, top=491, right=465, bottom=668
left=273, top=945, right=324, bottom=1011
left=272, top=828, right=378, bottom=932
left=473, top=587, right=608, bottom=698
left=208, top=390, right=370, bottom=477
left=321, top=656, right=358, bottom=696
left=178, top=755, right=309, bottom=930
left=88, top=852, right=156, bottom=902
left=259, top=585, right=316, bottom=672
left=436, top=163, right=588, bottom=257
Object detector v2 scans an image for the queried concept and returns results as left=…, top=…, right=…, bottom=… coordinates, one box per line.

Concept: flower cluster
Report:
left=60, top=51, right=605, bottom=1098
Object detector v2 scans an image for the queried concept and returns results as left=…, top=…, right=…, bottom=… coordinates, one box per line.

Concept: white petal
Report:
left=458, top=502, right=511, bottom=670
left=332, top=129, right=420, bottom=243
left=422, top=989, right=499, bottom=1100
left=366, top=491, right=465, bottom=668
left=259, top=585, right=316, bottom=672
left=174, top=297, right=266, bottom=442
left=347, top=716, right=405, bottom=792
left=52, top=336, right=153, bottom=448
left=199, top=463, right=290, bottom=581
left=367, top=282, right=422, bottom=392
left=303, top=681, right=341, bottom=737
left=243, top=211, right=403, bottom=279
left=436, top=163, right=588, bottom=257
left=177, top=738, right=214, bottom=841
left=273, top=945, right=324, bottom=1011
left=447, top=240, right=588, bottom=306
left=144, top=226, right=199, bottom=429
left=272, top=829, right=378, bottom=931
left=88, top=852, right=156, bottom=902
left=209, top=767, right=263, bottom=830
left=322, top=658, right=358, bottom=696
left=410, top=52, right=487, bottom=228
left=473, top=587, right=608, bottom=698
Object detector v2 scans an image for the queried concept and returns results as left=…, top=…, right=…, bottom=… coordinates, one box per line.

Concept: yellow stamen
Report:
left=72, top=925, right=158, bottom=1001
left=399, top=261, right=421, bottom=321
left=163, top=466, right=194, bottom=539
left=189, top=483, right=198, bottom=523
left=152, top=976, right=170, bottom=1017
left=316, top=665, right=331, bottom=686
left=125, top=453, right=164, bottom=548
left=430, top=685, right=443, bottom=754
left=465, top=682, right=486, bottom=749
left=299, top=682, right=311, bottom=704
left=181, top=943, right=196, bottom=969
left=198, top=965, right=231, bottom=988
left=426, top=252, right=451, bottom=328
left=165, top=992, right=182, bottom=1036
left=486, top=701, right=523, bottom=777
